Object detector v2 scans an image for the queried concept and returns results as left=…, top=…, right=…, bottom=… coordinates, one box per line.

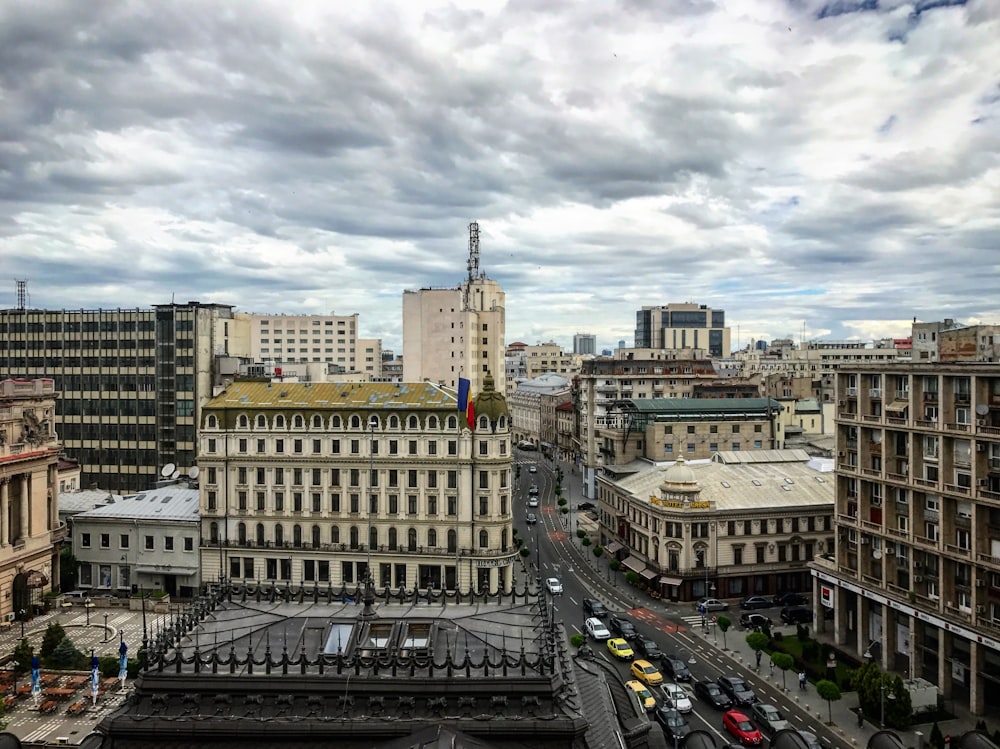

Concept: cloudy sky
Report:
left=2, top=0, right=998, bottom=354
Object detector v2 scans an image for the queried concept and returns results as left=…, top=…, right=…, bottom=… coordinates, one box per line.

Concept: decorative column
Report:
left=938, top=630, right=952, bottom=699
left=20, top=474, right=30, bottom=540
left=0, top=477, right=8, bottom=546
left=970, top=640, right=983, bottom=715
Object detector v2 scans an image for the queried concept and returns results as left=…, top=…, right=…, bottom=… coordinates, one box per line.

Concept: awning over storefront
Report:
left=658, top=576, right=683, bottom=587
left=885, top=400, right=909, bottom=414
left=604, top=541, right=624, bottom=556
left=639, top=569, right=658, bottom=582
left=621, top=557, right=645, bottom=574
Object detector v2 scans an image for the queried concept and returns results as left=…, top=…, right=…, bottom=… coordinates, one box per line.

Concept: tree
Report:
left=592, top=546, right=604, bottom=557
left=746, top=631, right=769, bottom=668
left=929, top=721, right=944, bottom=749
left=40, top=621, right=67, bottom=659
left=716, top=615, right=732, bottom=650
left=815, top=679, right=842, bottom=725
left=59, top=546, right=79, bottom=592
left=12, top=639, right=33, bottom=675
left=47, top=637, right=87, bottom=670
left=570, top=634, right=585, bottom=648
left=624, top=571, right=639, bottom=586
left=771, top=652, right=794, bottom=691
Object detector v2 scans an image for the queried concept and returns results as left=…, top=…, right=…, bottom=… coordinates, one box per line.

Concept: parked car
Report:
left=738, top=613, right=772, bottom=630
left=630, top=659, right=663, bottom=686
left=607, top=638, right=634, bottom=660
left=528, top=485, right=540, bottom=496
left=779, top=606, right=813, bottom=624
left=661, top=682, right=693, bottom=714
left=739, top=596, right=772, bottom=610
left=526, top=513, right=537, bottom=525
left=635, top=638, right=662, bottom=660
left=660, top=655, right=691, bottom=682
left=626, top=680, right=657, bottom=712
left=528, top=465, right=537, bottom=473
left=654, top=707, right=691, bottom=744
left=772, top=592, right=808, bottom=607
left=717, top=675, right=757, bottom=706
left=694, top=680, right=733, bottom=710
left=696, top=597, right=729, bottom=612
left=609, top=615, right=638, bottom=641
left=544, top=577, right=563, bottom=595
left=723, top=710, right=763, bottom=746
left=749, top=703, right=792, bottom=737
left=583, top=598, right=607, bottom=618
left=585, top=617, right=611, bottom=640
left=577, top=501, right=595, bottom=511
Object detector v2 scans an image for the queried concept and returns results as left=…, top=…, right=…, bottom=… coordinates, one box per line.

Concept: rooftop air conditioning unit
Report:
left=976, top=579, right=986, bottom=587
left=5, top=612, right=14, bottom=623
left=914, top=575, right=923, bottom=583
left=861, top=537, right=870, bottom=545
left=976, top=605, right=986, bottom=614
left=977, top=443, right=987, bottom=452
left=885, top=542, right=896, bottom=554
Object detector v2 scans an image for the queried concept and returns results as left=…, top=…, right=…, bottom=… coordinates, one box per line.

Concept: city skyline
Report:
left=2, top=1, right=998, bottom=354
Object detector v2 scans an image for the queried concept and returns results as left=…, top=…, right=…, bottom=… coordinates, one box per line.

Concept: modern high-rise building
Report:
left=634, top=303, right=731, bottom=357
left=0, top=302, right=249, bottom=493
left=573, top=333, right=596, bottom=356
left=197, top=377, right=515, bottom=593
left=0, top=378, right=63, bottom=622
left=817, top=361, right=1000, bottom=715
left=402, top=222, right=506, bottom=396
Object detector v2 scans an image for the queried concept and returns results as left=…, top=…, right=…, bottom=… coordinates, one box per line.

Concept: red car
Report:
left=723, top=710, right=763, bottom=746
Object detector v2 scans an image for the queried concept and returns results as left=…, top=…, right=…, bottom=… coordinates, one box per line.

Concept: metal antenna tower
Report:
left=15, top=280, right=27, bottom=310
left=467, top=221, right=480, bottom=282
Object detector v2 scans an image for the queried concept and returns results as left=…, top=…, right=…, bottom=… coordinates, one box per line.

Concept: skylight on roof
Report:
left=752, top=480, right=762, bottom=486
left=784, top=478, right=795, bottom=484
left=721, top=481, right=731, bottom=488
left=782, top=485, right=792, bottom=491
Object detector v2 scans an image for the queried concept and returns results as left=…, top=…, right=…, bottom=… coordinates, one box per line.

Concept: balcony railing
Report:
left=944, top=483, right=971, bottom=495
left=945, top=422, right=971, bottom=433
left=839, top=412, right=857, bottom=421
left=976, top=553, right=1000, bottom=567
left=846, top=387, right=858, bottom=397
left=870, top=389, right=883, bottom=399
left=862, top=415, right=881, bottom=423
left=886, top=472, right=908, bottom=483
left=945, top=543, right=971, bottom=556
left=913, top=478, right=937, bottom=488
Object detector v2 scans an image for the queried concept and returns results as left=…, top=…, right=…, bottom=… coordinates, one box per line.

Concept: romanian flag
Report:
left=458, top=378, right=475, bottom=430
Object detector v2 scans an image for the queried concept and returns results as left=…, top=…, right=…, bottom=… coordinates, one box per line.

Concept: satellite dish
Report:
left=976, top=404, right=989, bottom=416
left=872, top=550, right=883, bottom=560
left=160, top=463, right=176, bottom=478
left=188, top=466, right=200, bottom=480
left=170, top=469, right=181, bottom=480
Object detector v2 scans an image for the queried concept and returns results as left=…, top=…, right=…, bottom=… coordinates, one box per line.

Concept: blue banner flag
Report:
left=91, top=655, right=100, bottom=697
left=457, top=378, right=470, bottom=412
left=119, top=640, right=128, bottom=681
left=31, top=655, right=40, bottom=697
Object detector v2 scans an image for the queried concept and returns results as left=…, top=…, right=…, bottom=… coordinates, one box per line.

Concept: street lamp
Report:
left=878, top=683, right=896, bottom=727
left=18, top=609, right=25, bottom=639
left=103, top=612, right=109, bottom=640
left=85, top=598, right=91, bottom=626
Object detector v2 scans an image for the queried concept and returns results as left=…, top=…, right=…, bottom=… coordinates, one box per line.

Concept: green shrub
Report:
left=609, top=560, right=620, bottom=571
left=581, top=538, right=591, bottom=547
left=570, top=634, right=585, bottom=648
left=519, top=547, right=530, bottom=557
left=46, top=637, right=88, bottom=670
left=557, top=498, right=567, bottom=506
left=592, top=546, right=603, bottom=557
left=576, top=529, right=586, bottom=539
left=40, top=622, right=67, bottom=659
left=12, top=639, right=33, bottom=675
left=624, top=571, right=639, bottom=585
left=560, top=507, right=568, bottom=514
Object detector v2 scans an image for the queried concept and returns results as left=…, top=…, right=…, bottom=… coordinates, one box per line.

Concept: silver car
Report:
left=661, top=682, right=693, bottom=714
left=696, top=597, right=729, bottom=612
left=749, top=703, right=791, bottom=737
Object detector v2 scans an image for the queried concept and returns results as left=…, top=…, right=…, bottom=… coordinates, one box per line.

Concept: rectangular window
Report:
left=120, top=534, right=129, bottom=549
left=100, top=533, right=110, bottom=549
left=293, top=439, right=303, bottom=454
left=332, top=439, right=341, bottom=454
left=479, top=470, right=489, bottom=489
left=331, top=493, right=341, bottom=512
left=312, top=493, right=322, bottom=512
left=428, top=497, right=437, bottom=515
left=257, top=492, right=266, bottom=511
left=409, top=440, right=418, bottom=455
left=239, top=438, right=248, bottom=453
left=275, top=439, right=284, bottom=453
left=294, top=493, right=303, bottom=512
left=350, top=439, right=360, bottom=454
left=312, top=468, right=322, bottom=486
left=207, top=491, right=217, bottom=511
left=257, top=439, right=265, bottom=453
left=479, top=497, right=489, bottom=516
left=389, top=495, right=398, bottom=514
left=164, top=537, right=174, bottom=552
left=428, top=441, right=437, bottom=456
left=389, top=439, right=398, bottom=455
left=350, top=494, right=359, bottom=513
left=448, top=470, right=458, bottom=489
left=408, top=495, right=418, bottom=515
left=447, top=497, right=457, bottom=516
left=331, top=468, right=341, bottom=485
left=184, top=537, right=194, bottom=552
left=275, top=492, right=284, bottom=511
left=408, top=469, right=418, bottom=488
left=313, top=439, right=322, bottom=454
left=318, top=560, right=330, bottom=582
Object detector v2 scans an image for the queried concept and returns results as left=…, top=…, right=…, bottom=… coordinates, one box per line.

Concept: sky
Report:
left=1, top=0, right=998, bottom=355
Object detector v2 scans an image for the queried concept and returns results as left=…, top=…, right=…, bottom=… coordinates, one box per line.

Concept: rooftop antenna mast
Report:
left=15, top=280, right=27, bottom=310
left=464, top=221, right=480, bottom=310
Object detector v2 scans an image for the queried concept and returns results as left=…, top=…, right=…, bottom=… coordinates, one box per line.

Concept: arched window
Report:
left=331, top=415, right=342, bottom=429
left=427, top=415, right=438, bottom=429
left=349, top=526, right=359, bottom=549
left=478, top=415, right=489, bottom=430
left=331, top=526, right=340, bottom=545
left=209, top=522, right=219, bottom=543
left=447, top=415, right=457, bottom=430
left=274, top=524, right=284, bottom=546
left=369, top=526, right=378, bottom=550
left=388, top=415, right=400, bottom=429
left=311, top=525, right=321, bottom=549
left=501, top=528, right=508, bottom=551
left=427, top=529, right=437, bottom=548
left=350, top=415, right=361, bottom=429
left=407, top=528, right=417, bottom=552
left=407, top=415, right=419, bottom=430
left=238, top=414, right=249, bottom=429
left=256, top=414, right=267, bottom=429
left=447, top=529, right=457, bottom=553
left=388, top=527, right=398, bottom=551
left=293, top=414, right=304, bottom=429
left=274, top=414, right=285, bottom=429
left=237, top=523, right=247, bottom=544
left=293, top=524, right=303, bottom=548
left=255, top=523, right=265, bottom=546
left=479, top=529, right=488, bottom=548
left=498, top=416, right=506, bottom=429
left=206, top=414, right=218, bottom=429
left=311, top=414, right=323, bottom=429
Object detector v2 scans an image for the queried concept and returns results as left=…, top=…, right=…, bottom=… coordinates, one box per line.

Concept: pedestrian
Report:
left=755, top=650, right=762, bottom=669
left=857, top=707, right=864, bottom=728
left=798, top=670, right=807, bottom=691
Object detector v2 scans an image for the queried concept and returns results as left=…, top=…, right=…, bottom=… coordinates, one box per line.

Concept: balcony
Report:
left=860, top=468, right=881, bottom=478
left=944, top=483, right=971, bottom=495
left=913, top=477, right=937, bottom=488
left=886, top=472, right=908, bottom=484
left=886, top=527, right=908, bottom=540
left=977, top=553, right=1000, bottom=568
left=896, top=390, right=910, bottom=400
left=846, top=387, right=858, bottom=397
left=912, top=535, right=938, bottom=548
left=980, top=424, right=1000, bottom=437
left=923, top=391, right=939, bottom=402
left=945, top=422, right=972, bottom=433
left=862, top=415, right=881, bottom=423
left=839, top=411, right=857, bottom=421
left=870, top=388, right=883, bottom=399
left=945, top=543, right=971, bottom=556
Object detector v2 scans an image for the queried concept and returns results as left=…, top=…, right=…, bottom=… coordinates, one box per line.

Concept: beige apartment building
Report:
left=816, top=362, right=1000, bottom=715
left=508, top=373, right=572, bottom=451
left=596, top=452, right=833, bottom=602
left=197, top=378, right=516, bottom=594
left=634, top=303, right=731, bottom=357
left=0, top=302, right=246, bottom=493
left=0, top=378, right=64, bottom=623
left=243, top=312, right=381, bottom=378
left=402, top=223, right=506, bottom=397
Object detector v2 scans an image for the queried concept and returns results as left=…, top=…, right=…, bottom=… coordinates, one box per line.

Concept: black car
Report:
left=717, top=675, right=757, bottom=706
left=780, top=606, right=813, bottom=624
left=609, top=615, right=638, bottom=641
left=739, top=596, right=772, bottom=610
left=635, top=638, right=662, bottom=660
left=654, top=707, right=691, bottom=744
left=660, top=655, right=692, bottom=682
left=577, top=502, right=596, bottom=511
left=772, top=592, right=808, bottom=607
left=583, top=598, right=607, bottom=618
left=738, top=613, right=772, bottom=630
left=694, top=680, right=732, bottom=710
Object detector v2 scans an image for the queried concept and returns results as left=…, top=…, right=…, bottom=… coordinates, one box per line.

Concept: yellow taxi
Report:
left=607, top=637, right=634, bottom=660
left=626, top=680, right=657, bottom=712
left=630, top=659, right=663, bottom=686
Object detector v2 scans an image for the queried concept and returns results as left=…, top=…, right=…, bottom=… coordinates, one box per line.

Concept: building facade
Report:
left=508, top=373, right=572, bottom=451
left=0, top=378, right=63, bottom=622
left=817, top=362, right=1000, bottom=716
left=0, top=302, right=248, bottom=493
left=198, top=379, right=516, bottom=594
left=596, top=452, right=833, bottom=602
left=573, top=333, right=597, bottom=356
left=71, top=481, right=201, bottom=598
left=634, top=303, right=731, bottom=357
